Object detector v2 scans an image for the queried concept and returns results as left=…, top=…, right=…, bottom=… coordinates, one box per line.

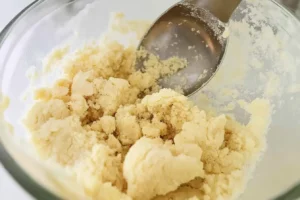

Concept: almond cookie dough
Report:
left=23, top=14, right=270, bottom=200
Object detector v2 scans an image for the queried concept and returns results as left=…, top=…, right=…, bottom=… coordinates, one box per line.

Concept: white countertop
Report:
left=0, top=1, right=34, bottom=199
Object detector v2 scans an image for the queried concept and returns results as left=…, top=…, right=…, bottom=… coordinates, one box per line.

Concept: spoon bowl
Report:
left=137, top=0, right=241, bottom=95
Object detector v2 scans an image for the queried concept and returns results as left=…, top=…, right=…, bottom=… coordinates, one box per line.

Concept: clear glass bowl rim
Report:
left=0, top=0, right=299, bottom=199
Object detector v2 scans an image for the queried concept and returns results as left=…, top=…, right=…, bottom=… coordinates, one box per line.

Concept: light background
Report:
left=0, top=0, right=34, bottom=199
left=0, top=0, right=299, bottom=200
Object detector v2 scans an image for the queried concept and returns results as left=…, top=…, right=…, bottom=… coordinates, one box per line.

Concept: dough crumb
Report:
left=124, top=137, right=204, bottom=200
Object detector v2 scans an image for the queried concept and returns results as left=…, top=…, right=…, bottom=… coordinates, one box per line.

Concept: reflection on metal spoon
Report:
left=136, top=0, right=241, bottom=96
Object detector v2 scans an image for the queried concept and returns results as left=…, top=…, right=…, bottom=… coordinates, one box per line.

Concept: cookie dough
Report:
left=23, top=14, right=267, bottom=200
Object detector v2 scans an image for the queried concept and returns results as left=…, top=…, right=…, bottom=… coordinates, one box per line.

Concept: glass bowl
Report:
left=1, top=0, right=300, bottom=199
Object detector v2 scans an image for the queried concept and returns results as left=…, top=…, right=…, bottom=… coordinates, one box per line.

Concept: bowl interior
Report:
left=1, top=0, right=300, bottom=199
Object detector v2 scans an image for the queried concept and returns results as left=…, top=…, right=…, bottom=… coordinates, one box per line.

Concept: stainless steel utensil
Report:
left=137, top=0, right=241, bottom=95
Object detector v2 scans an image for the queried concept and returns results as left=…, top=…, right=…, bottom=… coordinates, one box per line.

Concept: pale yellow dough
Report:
left=24, top=14, right=269, bottom=200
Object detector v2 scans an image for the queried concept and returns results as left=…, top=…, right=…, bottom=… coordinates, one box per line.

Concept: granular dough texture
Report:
left=24, top=14, right=268, bottom=200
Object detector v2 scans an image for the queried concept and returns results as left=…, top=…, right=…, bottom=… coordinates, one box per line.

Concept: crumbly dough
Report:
left=24, top=14, right=268, bottom=200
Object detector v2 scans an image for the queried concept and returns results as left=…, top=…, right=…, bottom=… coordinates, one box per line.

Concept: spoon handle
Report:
left=183, top=0, right=242, bottom=22
left=281, top=0, right=299, bottom=12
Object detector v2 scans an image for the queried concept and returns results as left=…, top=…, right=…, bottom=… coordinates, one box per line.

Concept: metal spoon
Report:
left=137, top=0, right=241, bottom=96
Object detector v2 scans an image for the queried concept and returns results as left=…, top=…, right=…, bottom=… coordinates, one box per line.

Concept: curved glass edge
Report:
left=273, top=0, right=300, bottom=22
left=0, top=0, right=298, bottom=200
left=274, top=183, right=300, bottom=200
left=0, top=143, right=60, bottom=200
left=0, top=0, right=60, bottom=199
left=0, top=1, right=37, bottom=45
